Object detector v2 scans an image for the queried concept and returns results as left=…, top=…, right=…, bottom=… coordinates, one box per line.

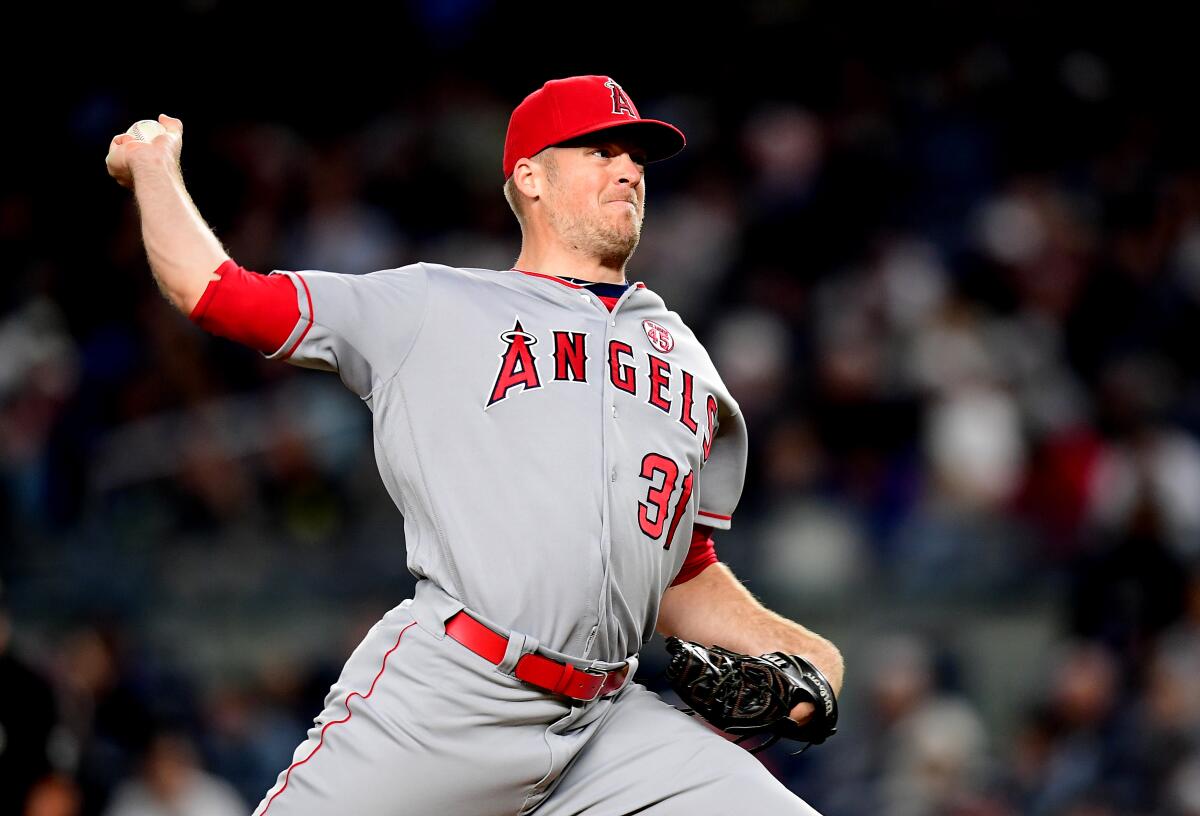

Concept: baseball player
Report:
left=105, top=75, right=844, bottom=815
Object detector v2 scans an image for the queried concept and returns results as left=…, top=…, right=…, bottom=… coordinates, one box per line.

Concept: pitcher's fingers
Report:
left=105, top=154, right=132, bottom=186
left=158, top=114, right=182, bottom=133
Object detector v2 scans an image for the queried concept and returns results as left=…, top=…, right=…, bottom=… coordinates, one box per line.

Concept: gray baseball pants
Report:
left=252, top=581, right=820, bottom=815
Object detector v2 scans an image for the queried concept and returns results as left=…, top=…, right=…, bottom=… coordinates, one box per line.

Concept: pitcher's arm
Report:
left=106, top=114, right=227, bottom=314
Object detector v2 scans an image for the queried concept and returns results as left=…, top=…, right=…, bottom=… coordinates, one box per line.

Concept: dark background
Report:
left=3, top=2, right=1200, bottom=814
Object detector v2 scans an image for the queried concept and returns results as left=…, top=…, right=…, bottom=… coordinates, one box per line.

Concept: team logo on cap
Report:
left=642, top=319, right=674, bottom=353
left=605, top=79, right=638, bottom=119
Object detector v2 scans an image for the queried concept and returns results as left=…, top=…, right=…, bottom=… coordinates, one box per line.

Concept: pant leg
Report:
left=252, top=600, right=578, bottom=816
left=533, top=683, right=821, bottom=816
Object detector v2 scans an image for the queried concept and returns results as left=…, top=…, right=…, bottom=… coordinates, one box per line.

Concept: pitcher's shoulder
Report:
left=643, top=303, right=737, bottom=406
left=404, top=263, right=515, bottom=291
left=643, top=301, right=705, bottom=354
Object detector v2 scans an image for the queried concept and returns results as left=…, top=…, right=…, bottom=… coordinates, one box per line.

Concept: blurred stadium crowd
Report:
left=3, top=3, right=1200, bottom=815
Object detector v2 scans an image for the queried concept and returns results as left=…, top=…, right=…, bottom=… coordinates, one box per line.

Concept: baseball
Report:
left=107, top=119, right=168, bottom=172
left=127, top=119, right=167, bottom=142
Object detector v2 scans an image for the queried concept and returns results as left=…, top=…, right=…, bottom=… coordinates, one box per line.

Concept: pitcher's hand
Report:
left=106, top=114, right=184, bottom=190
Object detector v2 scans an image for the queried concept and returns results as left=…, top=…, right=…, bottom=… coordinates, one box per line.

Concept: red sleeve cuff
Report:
left=189, top=260, right=301, bottom=354
left=670, top=524, right=718, bottom=586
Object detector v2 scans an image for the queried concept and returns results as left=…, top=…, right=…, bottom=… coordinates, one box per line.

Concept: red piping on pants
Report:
left=260, top=621, right=417, bottom=813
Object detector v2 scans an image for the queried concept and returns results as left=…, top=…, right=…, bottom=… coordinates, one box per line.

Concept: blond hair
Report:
left=503, top=149, right=556, bottom=226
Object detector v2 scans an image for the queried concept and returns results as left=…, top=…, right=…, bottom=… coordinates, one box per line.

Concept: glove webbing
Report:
left=663, top=637, right=839, bottom=755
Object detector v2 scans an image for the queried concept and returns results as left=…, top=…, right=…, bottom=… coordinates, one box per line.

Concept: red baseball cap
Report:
left=502, top=75, right=686, bottom=178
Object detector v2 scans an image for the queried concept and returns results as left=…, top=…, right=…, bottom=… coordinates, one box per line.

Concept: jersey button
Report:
left=611, top=467, right=617, bottom=482
left=611, top=404, right=618, bottom=419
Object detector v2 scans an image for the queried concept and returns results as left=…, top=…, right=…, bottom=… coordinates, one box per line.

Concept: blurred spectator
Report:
left=1131, top=642, right=1200, bottom=811
left=1070, top=492, right=1189, bottom=660
left=756, top=496, right=870, bottom=603
left=54, top=625, right=155, bottom=814
left=283, top=142, right=407, bottom=276
left=825, top=635, right=996, bottom=816
left=1161, top=569, right=1200, bottom=663
left=743, top=105, right=825, bottom=204
left=1087, top=419, right=1200, bottom=561
left=1010, top=641, right=1140, bottom=815
left=1169, top=753, right=1200, bottom=816
left=925, top=384, right=1026, bottom=510
left=710, top=308, right=793, bottom=417
left=0, top=598, right=61, bottom=813
left=202, top=678, right=306, bottom=807
left=23, top=774, right=82, bottom=816
left=0, top=297, right=80, bottom=534
left=102, top=730, right=243, bottom=816
left=881, top=697, right=992, bottom=816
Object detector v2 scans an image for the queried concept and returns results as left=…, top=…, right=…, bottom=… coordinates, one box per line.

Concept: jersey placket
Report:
left=583, top=284, right=644, bottom=659
left=508, top=269, right=645, bottom=661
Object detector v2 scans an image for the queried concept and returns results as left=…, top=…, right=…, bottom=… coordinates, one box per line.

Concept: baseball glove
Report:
left=663, top=637, right=839, bottom=753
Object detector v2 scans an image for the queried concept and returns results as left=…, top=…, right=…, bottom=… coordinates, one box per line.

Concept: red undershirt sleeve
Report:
left=188, top=260, right=300, bottom=354
left=670, top=524, right=719, bottom=586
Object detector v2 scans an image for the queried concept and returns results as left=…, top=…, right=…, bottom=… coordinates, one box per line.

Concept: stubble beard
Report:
left=548, top=202, right=643, bottom=269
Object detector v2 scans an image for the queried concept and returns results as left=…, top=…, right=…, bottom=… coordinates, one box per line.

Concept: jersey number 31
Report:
left=638, top=453, right=694, bottom=551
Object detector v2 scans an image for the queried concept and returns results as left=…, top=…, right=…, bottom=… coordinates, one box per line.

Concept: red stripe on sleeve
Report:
left=282, top=273, right=314, bottom=360
left=188, top=260, right=301, bottom=354
left=670, top=524, right=718, bottom=586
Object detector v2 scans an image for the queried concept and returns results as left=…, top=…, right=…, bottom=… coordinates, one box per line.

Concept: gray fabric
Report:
left=265, top=264, right=746, bottom=662
left=247, top=265, right=817, bottom=814
left=252, top=582, right=816, bottom=816
left=264, top=266, right=429, bottom=398
left=251, top=590, right=579, bottom=816
left=532, top=684, right=820, bottom=816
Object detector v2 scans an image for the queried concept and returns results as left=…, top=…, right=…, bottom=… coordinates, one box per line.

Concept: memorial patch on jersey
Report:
left=641, top=319, right=674, bottom=353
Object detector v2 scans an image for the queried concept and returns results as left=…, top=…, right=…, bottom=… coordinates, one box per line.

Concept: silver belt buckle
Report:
left=580, top=666, right=610, bottom=702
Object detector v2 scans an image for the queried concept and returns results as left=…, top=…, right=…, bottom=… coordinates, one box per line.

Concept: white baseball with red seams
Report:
left=106, top=119, right=167, bottom=169
left=127, top=119, right=167, bottom=142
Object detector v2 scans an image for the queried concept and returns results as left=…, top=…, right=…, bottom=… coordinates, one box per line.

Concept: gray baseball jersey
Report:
left=243, top=263, right=823, bottom=816
left=263, top=263, right=747, bottom=663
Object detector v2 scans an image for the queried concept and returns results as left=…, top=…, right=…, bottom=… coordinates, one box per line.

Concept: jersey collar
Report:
left=509, top=268, right=647, bottom=291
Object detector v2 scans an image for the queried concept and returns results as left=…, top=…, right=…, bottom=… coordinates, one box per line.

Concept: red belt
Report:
left=445, top=612, right=629, bottom=702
